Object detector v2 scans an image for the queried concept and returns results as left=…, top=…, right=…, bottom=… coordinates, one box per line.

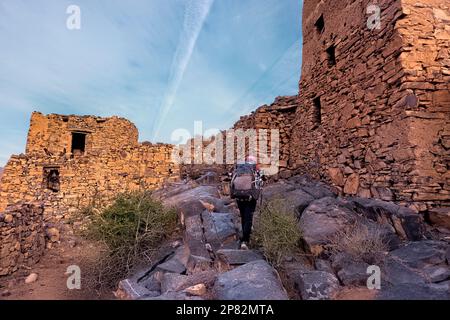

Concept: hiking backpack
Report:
left=230, top=163, right=262, bottom=201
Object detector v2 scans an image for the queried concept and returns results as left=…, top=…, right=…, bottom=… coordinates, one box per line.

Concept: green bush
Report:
left=82, top=191, right=178, bottom=291
left=253, top=199, right=302, bottom=267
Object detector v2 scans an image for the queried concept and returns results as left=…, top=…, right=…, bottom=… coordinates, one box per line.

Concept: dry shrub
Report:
left=329, top=219, right=388, bottom=262
left=81, top=191, right=178, bottom=293
left=253, top=199, right=302, bottom=268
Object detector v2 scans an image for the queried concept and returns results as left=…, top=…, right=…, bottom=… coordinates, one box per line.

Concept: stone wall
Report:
left=233, top=95, right=298, bottom=174
left=0, top=203, right=45, bottom=276
left=178, top=96, right=298, bottom=179
left=285, top=0, right=449, bottom=212
left=25, top=112, right=139, bottom=156
left=0, top=113, right=179, bottom=219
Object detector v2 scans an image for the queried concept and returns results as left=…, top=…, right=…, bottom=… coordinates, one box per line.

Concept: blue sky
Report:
left=0, top=0, right=302, bottom=166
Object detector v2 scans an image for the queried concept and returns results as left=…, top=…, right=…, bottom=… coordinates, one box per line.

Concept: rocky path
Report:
left=116, top=174, right=450, bottom=300
left=115, top=177, right=289, bottom=300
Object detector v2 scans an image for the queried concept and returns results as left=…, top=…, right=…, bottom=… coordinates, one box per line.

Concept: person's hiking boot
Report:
left=240, top=242, right=249, bottom=250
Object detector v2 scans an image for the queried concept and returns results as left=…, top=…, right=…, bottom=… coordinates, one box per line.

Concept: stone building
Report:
left=235, top=0, right=449, bottom=213
left=291, top=0, right=449, bottom=211
left=0, top=112, right=179, bottom=219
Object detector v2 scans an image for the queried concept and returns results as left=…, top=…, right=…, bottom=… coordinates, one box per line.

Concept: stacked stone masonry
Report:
left=178, top=96, right=297, bottom=179
left=0, top=112, right=179, bottom=219
left=0, top=203, right=45, bottom=276
left=233, top=95, right=298, bottom=173
left=234, top=0, right=449, bottom=212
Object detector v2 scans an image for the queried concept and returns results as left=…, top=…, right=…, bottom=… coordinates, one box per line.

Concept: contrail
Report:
left=152, top=0, right=214, bottom=141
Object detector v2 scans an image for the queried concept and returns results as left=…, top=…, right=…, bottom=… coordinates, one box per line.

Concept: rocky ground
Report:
left=2, top=172, right=447, bottom=300
left=115, top=173, right=450, bottom=300
left=0, top=226, right=112, bottom=300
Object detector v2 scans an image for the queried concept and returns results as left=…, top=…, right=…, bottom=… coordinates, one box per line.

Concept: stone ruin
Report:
left=1, top=0, right=449, bottom=281
left=0, top=112, right=178, bottom=220
left=0, top=203, right=45, bottom=276
left=0, top=112, right=179, bottom=275
left=233, top=0, right=449, bottom=215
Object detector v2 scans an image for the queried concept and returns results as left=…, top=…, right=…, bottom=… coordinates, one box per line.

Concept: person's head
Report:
left=245, top=155, right=257, bottom=165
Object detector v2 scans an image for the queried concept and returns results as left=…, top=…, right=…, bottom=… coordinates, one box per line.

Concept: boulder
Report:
left=184, top=214, right=210, bottom=259
left=314, top=259, right=334, bottom=274
left=287, top=176, right=336, bottom=199
left=331, top=253, right=371, bottom=286
left=161, top=271, right=216, bottom=294
left=336, top=260, right=370, bottom=287
left=295, top=271, right=340, bottom=300
left=156, top=258, right=186, bottom=275
left=389, top=241, right=448, bottom=269
left=345, top=198, right=425, bottom=241
left=299, top=197, right=356, bottom=255
left=163, top=186, right=223, bottom=219
left=214, top=260, right=288, bottom=300
left=216, top=249, right=264, bottom=269
left=161, top=274, right=191, bottom=293
left=299, top=183, right=336, bottom=200
left=116, top=278, right=155, bottom=300
left=423, top=265, right=450, bottom=283
left=186, top=255, right=213, bottom=274
left=261, top=182, right=297, bottom=202
left=382, top=258, right=427, bottom=286
left=428, top=208, right=450, bottom=230
left=280, top=189, right=315, bottom=218
left=377, top=283, right=450, bottom=300
left=202, top=212, right=238, bottom=250
left=140, top=274, right=161, bottom=292
left=155, top=245, right=189, bottom=274
left=152, top=182, right=196, bottom=200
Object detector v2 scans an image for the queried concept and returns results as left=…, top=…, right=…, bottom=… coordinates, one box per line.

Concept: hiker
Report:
left=230, top=155, right=264, bottom=250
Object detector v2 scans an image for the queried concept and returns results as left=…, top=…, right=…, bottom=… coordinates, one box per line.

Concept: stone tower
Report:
left=290, top=0, right=449, bottom=212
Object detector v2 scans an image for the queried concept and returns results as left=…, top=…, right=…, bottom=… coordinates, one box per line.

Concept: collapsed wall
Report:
left=233, top=95, right=298, bottom=174
left=0, top=203, right=45, bottom=276
left=179, top=96, right=298, bottom=179
left=0, top=112, right=179, bottom=219
left=287, top=0, right=449, bottom=211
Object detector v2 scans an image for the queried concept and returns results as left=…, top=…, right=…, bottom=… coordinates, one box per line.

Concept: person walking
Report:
left=230, top=156, right=263, bottom=250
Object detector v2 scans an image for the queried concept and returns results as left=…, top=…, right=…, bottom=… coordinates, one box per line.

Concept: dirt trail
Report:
left=0, top=239, right=112, bottom=300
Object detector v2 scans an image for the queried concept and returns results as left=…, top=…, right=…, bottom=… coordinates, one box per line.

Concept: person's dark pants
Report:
left=237, top=199, right=257, bottom=243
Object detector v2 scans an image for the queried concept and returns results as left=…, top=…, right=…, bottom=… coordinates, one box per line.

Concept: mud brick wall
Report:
left=0, top=203, right=45, bottom=276
left=0, top=113, right=179, bottom=220
left=287, top=0, right=449, bottom=212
